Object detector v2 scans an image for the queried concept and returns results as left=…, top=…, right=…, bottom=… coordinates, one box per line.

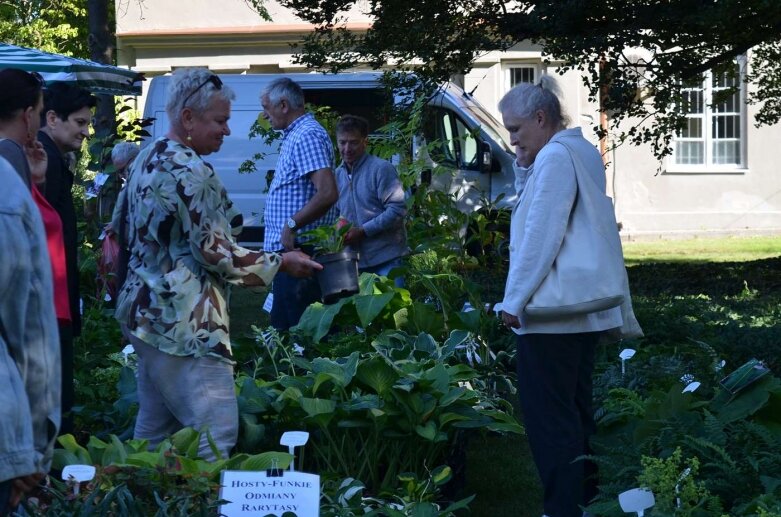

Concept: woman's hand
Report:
left=25, top=140, right=48, bottom=184
left=501, top=310, right=521, bottom=330
left=10, top=473, right=45, bottom=507
left=279, top=250, right=323, bottom=278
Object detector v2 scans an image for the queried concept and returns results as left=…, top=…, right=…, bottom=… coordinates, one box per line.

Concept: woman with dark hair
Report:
left=114, top=67, right=322, bottom=460
left=0, top=68, right=47, bottom=186
left=0, top=68, right=69, bottom=329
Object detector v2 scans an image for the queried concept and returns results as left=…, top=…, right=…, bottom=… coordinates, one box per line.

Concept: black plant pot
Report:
left=314, top=250, right=360, bottom=304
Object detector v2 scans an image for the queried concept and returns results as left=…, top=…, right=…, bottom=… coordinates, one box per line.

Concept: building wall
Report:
left=116, top=0, right=781, bottom=238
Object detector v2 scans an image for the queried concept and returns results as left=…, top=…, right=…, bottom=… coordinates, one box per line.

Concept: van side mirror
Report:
left=478, top=141, right=492, bottom=173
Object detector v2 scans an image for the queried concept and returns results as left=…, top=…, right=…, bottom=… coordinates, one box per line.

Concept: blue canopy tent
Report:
left=0, top=42, right=142, bottom=96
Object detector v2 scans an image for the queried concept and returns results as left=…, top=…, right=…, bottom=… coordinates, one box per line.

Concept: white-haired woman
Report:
left=499, top=76, right=640, bottom=517
left=112, top=67, right=322, bottom=460
left=111, top=141, right=140, bottom=182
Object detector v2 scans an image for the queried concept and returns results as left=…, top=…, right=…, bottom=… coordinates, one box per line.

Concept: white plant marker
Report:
left=682, top=381, right=701, bottom=393
left=121, top=344, right=135, bottom=365
left=280, top=431, right=309, bottom=472
left=462, top=302, right=475, bottom=312
left=675, top=467, right=692, bottom=508
left=619, top=348, right=636, bottom=376
left=62, top=465, right=96, bottom=495
left=618, top=487, right=655, bottom=516
left=262, top=292, right=274, bottom=313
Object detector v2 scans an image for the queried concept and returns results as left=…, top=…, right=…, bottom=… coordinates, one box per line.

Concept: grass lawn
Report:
left=622, top=234, right=781, bottom=265
left=228, top=235, right=780, bottom=516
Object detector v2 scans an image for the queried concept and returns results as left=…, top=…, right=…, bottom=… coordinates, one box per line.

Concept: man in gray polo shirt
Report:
left=334, top=115, right=407, bottom=284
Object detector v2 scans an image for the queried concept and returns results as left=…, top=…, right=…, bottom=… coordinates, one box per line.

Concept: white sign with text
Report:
left=219, top=470, right=320, bottom=517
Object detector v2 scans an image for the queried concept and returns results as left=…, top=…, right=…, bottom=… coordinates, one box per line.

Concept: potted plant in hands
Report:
left=300, top=217, right=360, bottom=303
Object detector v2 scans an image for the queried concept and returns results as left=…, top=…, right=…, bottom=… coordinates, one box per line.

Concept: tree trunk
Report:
left=87, top=0, right=115, bottom=143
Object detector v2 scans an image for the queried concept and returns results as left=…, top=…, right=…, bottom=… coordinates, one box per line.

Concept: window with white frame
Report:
left=506, top=64, right=537, bottom=91
left=672, top=58, right=746, bottom=170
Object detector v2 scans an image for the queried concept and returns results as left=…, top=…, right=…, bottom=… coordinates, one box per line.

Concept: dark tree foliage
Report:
left=274, top=0, right=781, bottom=158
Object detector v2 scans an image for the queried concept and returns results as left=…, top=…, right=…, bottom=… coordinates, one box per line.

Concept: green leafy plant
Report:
left=300, top=216, right=354, bottom=255
left=237, top=330, right=522, bottom=494
left=320, top=466, right=475, bottom=516
left=29, top=428, right=292, bottom=516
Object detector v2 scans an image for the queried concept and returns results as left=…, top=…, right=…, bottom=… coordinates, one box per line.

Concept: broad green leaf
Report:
left=240, top=415, right=266, bottom=451
left=340, top=394, right=382, bottom=411
left=279, top=386, right=304, bottom=402
left=392, top=307, right=409, bottom=329
left=356, top=356, right=399, bottom=395
left=358, top=272, right=380, bottom=294
left=407, top=302, right=444, bottom=336
left=446, top=363, right=479, bottom=381
left=354, top=292, right=395, bottom=327
left=415, top=421, right=437, bottom=440
left=312, top=352, right=359, bottom=392
left=123, top=451, right=162, bottom=468
left=171, top=427, right=200, bottom=454
left=439, top=412, right=472, bottom=427
left=57, top=434, right=91, bottom=464
left=430, top=465, right=452, bottom=485
left=718, top=379, right=772, bottom=424
left=422, top=363, right=450, bottom=394
left=101, top=439, right=128, bottom=466
left=439, top=386, right=467, bottom=406
left=414, top=333, right=437, bottom=354
left=52, top=449, right=81, bottom=470
left=293, top=299, right=349, bottom=342
left=240, top=452, right=292, bottom=471
left=300, top=397, right=337, bottom=417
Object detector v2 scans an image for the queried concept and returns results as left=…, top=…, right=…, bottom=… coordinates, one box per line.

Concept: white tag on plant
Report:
left=619, top=348, right=636, bottom=376
left=62, top=464, right=95, bottom=483
left=280, top=431, right=309, bottom=472
left=62, top=464, right=96, bottom=495
left=263, top=292, right=274, bottom=313
left=618, top=487, right=655, bottom=516
left=682, top=381, right=701, bottom=393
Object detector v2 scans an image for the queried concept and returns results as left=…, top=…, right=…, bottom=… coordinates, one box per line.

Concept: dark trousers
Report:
left=0, top=479, right=12, bottom=516
left=60, top=323, right=74, bottom=436
left=270, top=271, right=322, bottom=331
left=516, top=332, right=599, bottom=517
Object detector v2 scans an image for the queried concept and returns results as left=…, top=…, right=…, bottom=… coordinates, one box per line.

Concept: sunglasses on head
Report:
left=182, top=74, right=223, bottom=109
left=29, top=71, right=44, bottom=86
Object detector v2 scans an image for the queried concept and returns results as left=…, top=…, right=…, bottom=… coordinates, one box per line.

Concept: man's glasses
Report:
left=182, top=75, right=223, bottom=109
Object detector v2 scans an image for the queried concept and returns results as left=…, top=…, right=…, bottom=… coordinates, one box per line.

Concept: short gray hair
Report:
left=261, top=77, right=305, bottom=110
left=165, top=68, right=235, bottom=126
left=498, top=74, right=570, bottom=128
left=111, top=141, right=140, bottom=168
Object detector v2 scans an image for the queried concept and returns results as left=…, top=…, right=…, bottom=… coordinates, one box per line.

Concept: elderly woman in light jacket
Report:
left=499, top=75, right=640, bottom=517
left=113, top=67, right=321, bottom=460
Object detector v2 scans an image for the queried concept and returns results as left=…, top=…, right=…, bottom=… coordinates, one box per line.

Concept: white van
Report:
left=142, top=72, right=517, bottom=243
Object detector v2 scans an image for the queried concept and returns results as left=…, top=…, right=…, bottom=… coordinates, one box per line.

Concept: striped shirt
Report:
left=263, top=113, right=337, bottom=251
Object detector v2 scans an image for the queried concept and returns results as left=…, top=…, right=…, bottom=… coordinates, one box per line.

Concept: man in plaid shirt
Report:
left=261, top=78, right=338, bottom=330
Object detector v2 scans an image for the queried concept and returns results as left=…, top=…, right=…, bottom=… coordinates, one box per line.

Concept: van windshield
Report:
left=463, top=102, right=513, bottom=154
